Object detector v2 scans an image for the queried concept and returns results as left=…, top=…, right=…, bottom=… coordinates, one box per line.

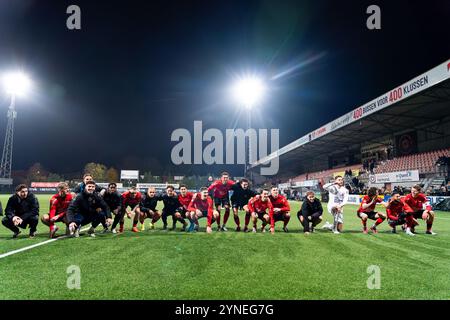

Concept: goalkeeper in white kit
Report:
left=322, top=175, right=349, bottom=234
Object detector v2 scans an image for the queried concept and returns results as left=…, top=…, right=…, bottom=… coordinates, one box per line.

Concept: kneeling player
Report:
left=323, top=176, right=348, bottom=234
left=230, top=179, right=256, bottom=232
left=298, top=191, right=323, bottom=234
left=386, top=191, right=415, bottom=236
left=136, top=187, right=161, bottom=231
left=177, top=184, right=195, bottom=231
left=41, top=182, right=73, bottom=238
left=357, top=187, right=387, bottom=234
left=67, top=181, right=112, bottom=238
left=159, top=185, right=188, bottom=231
left=248, top=189, right=274, bottom=234
left=402, top=185, right=436, bottom=235
left=269, top=186, right=290, bottom=232
left=111, top=186, right=142, bottom=233
left=188, top=187, right=219, bottom=233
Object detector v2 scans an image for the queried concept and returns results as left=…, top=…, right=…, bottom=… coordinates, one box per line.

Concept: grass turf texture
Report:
left=0, top=194, right=449, bottom=300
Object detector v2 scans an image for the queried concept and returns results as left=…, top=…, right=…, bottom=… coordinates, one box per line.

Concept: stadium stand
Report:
left=373, top=148, right=450, bottom=174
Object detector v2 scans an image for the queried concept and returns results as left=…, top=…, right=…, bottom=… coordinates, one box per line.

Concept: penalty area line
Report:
left=0, top=227, right=90, bottom=260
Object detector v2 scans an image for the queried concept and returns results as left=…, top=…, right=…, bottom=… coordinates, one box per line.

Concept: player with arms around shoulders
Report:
left=187, top=187, right=219, bottom=233
left=402, top=184, right=436, bottom=235
left=248, top=189, right=275, bottom=234
left=386, top=191, right=415, bottom=236
left=322, top=175, right=348, bottom=234
left=268, top=186, right=291, bottom=232
left=135, top=187, right=162, bottom=231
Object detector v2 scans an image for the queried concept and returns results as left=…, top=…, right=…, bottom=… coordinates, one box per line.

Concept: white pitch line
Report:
left=0, top=227, right=90, bottom=260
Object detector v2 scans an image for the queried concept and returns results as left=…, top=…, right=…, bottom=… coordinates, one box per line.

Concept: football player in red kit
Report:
left=386, top=191, right=415, bottom=236
left=176, top=184, right=195, bottom=231
left=268, top=186, right=290, bottom=232
left=207, top=172, right=235, bottom=231
left=356, top=187, right=387, bottom=234
left=188, top=187, right=219, bottom=233
left=248, top=189, right=274, bottom=234
left=402, top=184, right=436, bottom=235
left=111, top=186, right=142, bottom=233
left=41, top=182, right=73, bottom=238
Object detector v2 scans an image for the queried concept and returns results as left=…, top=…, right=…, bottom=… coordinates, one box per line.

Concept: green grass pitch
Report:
left=0, top=194, right=449, bottom=300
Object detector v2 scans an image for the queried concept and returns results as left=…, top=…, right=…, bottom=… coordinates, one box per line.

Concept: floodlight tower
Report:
left=0, top=72, right=31, bottom=183
left=231, top=76, right=266, bottom=178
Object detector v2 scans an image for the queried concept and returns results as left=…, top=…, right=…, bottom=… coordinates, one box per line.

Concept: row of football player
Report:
left=0, top=172, right=437, bottom=238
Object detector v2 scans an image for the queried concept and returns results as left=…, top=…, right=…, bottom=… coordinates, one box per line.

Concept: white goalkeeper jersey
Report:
left=323, top=182, right=349, bottom=214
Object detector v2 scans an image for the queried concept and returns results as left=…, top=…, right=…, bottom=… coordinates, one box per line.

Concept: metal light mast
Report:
left=0, top=95, right=17, bottom=181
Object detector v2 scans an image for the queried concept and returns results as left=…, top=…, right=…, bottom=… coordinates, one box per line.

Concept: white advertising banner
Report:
left=96, top=182, right=123, bottom=188
left=120, top=170, right=139, bottom=180
left=293, top=180, right=318, bottom=187
left=137, top=183, right=180, bottom=189
left=369, top=170, right=420, bottom=184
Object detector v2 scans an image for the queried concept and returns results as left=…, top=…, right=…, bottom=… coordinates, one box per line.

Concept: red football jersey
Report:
left=386, top=200, right=404, bottom=220
left=178, top=192, right=194, bottom=210
left=207, top=180, right=235, bottom=198
left=188, top=193, right=214, bottom=226
left=122, top=191, right=142, bottom=208
left=248, top=196, right=274, bottom=228
left=402, top=194, right=431, bottom=212
left=358, top=195, right=383, bottom=213
left=269, top=195, right=290, bottom=212
left=49, top=193, right=73, bottom=219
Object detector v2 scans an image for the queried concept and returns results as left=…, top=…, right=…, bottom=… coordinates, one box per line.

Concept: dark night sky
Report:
left=0, top=0, right=449, bottom=176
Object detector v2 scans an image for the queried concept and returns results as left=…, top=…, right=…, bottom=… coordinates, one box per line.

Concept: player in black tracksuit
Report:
left=159, top=186, right=187, bottom=231
left=102, top=183, right=122, bottom=231
left=67, top=181, right=111, bottom=237
left=298, top=191, right=323, bottom=233
left=230, top=179, right=257, bottom=231
left=2, top=184, right=40, bottom=238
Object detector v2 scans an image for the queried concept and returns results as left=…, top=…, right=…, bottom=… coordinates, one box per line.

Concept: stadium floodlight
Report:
left=231, top=76, right=266, bottom=109
left=0, top=70, right=32, bottom=184
left=2, top=71, right=32, bottom=96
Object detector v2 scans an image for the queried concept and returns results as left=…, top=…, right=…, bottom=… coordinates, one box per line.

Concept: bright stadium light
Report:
left=231, top=76, right=266, bottom=109
left=2, top=71, right=32, bottom=96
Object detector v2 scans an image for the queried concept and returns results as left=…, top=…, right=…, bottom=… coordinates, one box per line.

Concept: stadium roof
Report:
left=251, top=59, right=450, bottom=175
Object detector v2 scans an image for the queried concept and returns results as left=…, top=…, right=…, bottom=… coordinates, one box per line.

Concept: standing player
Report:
left=322, top=176, right=349, bottom=234
left=2, top=184, right=40, bottom=238
left=67, top=181, right=111, bottom=238
left=298, top=191, right=323, bottom=234
left=41, top=182, right=73, bottom=238
left=72, top=173, right=105, bottom=196
left=102, top=183, right=122, bottom=232
left=402, top=185, right=436, bottom=235
left=111, top=186, right=142, bottom=233
left=207, top=172, right=235, bottom=231
left=136, top=187, right=161, bottom=231
left=268, top=186, right=291, bottom=232
left=356, top=187, right=387, bottom=234
left=386, top=191, right=415, bottom=236
left=188, top=187, right=219, bottom=233
left=160, top=185, right=188, bottom=231
left=231, top=178, right=257, bottom=232
left=248, top=189, right=275, bottom=234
